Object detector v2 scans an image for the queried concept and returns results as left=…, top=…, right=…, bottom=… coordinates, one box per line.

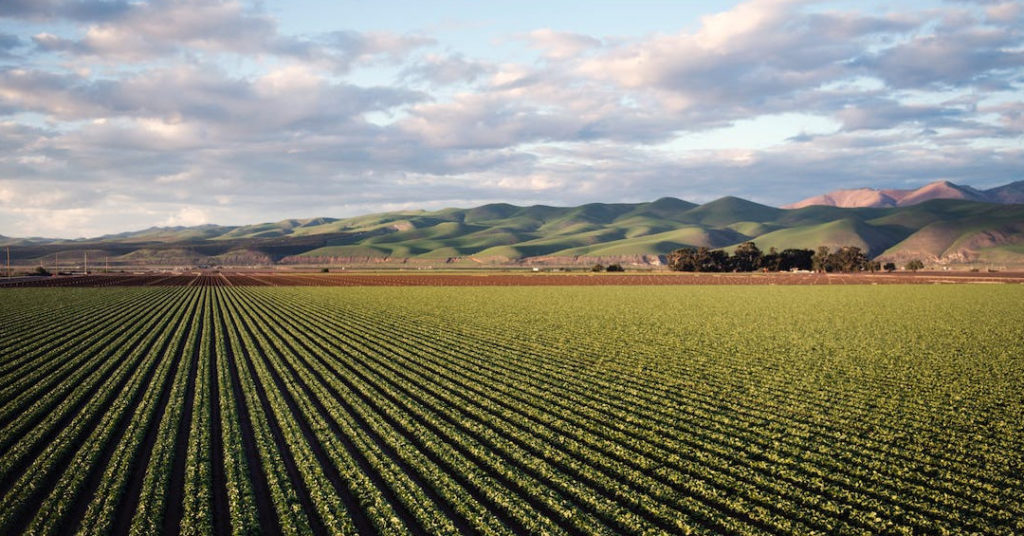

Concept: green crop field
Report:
left=1, top=285, right=1022, bottom=535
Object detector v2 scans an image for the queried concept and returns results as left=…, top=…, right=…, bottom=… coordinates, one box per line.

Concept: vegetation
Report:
left=4, top=198, right=1024, bottom=267
left=730, top=241, right=762, bottom=272
left=906, top=259, right=925, bottom=272
left=760, top=248, right=814, bottom=272
left=666, top=246, right=732, bottom=272
left=668, top=242, right=873, bottom=273
left=822, top=246, right=870, bottom=273
left=0, top=285, right=1021, bottom=535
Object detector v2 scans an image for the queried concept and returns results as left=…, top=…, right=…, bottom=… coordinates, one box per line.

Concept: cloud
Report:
left=31, top=32, right=82, bottom=54
left=981, top=100, right=1024, bottom=132
left=0, top=68, right=114, bottom=118
left=1, top=0, right=1023, bottom=238
left=10, top=1, right=435, bottom=71
left=835, top=98, right=966, bottom=131
left=573, top=1, right=927, bottom=122
left=0, top=63, right=424, bottom=134
left=984, top=2, right=1024, bottom=23
left=523, top=29, right=602, bottom=60
left=163, top=206, right=209, bottom=226
left=61, top=0, right=278, bottom=60
left=863, top=18, right=1024, bottom=88
left=401, top=53, right=491, bottom=85
left=316, top=31, right=435, bottom=68
left=0, top=33, right=22, bottom=57
left=0, top=0, right=129, bottom=22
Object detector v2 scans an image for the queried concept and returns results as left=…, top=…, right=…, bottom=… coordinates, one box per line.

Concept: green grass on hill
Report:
left=7, top=197, right=1024, bottom=265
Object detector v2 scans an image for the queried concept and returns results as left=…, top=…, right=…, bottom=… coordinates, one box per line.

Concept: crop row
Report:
left=0, top=284, right=1020, bottom=535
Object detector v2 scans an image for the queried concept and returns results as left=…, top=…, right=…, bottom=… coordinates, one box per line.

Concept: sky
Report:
left=0, top=0, right=1022, bottom=238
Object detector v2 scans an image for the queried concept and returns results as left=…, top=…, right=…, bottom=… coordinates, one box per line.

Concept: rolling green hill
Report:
left=4, top=197, right=1023, bottom=268
left=749, top=218, right=907, bottom=257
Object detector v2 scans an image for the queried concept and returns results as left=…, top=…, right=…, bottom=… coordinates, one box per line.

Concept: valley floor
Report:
left=2, top=269, right=1024, bottom=288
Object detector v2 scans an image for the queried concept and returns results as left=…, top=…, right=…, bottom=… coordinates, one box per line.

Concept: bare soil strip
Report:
left=111, top=292, right=201, bottom=536
left=3, top=271, right=1022, bottom=287
left=161, top=300, right=203, bottom=536
left=217, top=296, right=280, bottom=535
left=226, top=299, right=331, bottom=536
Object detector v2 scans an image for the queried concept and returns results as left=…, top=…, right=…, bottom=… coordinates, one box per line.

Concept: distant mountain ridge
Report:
left=4, top=195, right=1023, bottom=268
left=784, top=180, right=1024, bottom=209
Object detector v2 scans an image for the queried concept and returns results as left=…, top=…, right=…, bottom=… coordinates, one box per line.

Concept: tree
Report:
left=883, top=262, right=896, bottom=272
left=667, top=247, right=727, bottom=272
left=605, top=263, right=624, bottom=272
left=812, top=246, right=832, bottom=273
left=761, top=247, right=781, bottom=272
left=731, top=241, right=762, bottom=272
left=905, top=259, right=924, bottom=272
left=667, top=249, right=695, bottom=271
left=668, top=248, right=702, bottom=271
left=591, top=263, right=605, bottom=272
left=698, top=248, right=729, bottom=272
left=779, top=249, right=814, bottom=271
left=832, top=246, right=868, bottom=273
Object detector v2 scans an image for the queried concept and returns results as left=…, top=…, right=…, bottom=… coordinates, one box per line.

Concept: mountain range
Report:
left=3, top=183, right=1023, bottom=268
left=785, top=180, right=1024, bottom=209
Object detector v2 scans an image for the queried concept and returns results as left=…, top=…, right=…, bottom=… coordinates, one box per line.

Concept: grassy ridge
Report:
left=4, top=197, right=1024, bottom=265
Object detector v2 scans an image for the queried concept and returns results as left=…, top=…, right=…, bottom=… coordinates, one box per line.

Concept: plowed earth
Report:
left=2, top=271, right=1022, bottom=287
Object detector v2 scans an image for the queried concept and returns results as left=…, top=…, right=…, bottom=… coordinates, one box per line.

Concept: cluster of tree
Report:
left=668, top=242, right=926, bottom=273
left=591, top=263, right=625, bottom=272
left=811, top=246, right=874, bottom=273
left=20, top=266, right=51, bottom=277
left=668, top=243, right=815, bottom=272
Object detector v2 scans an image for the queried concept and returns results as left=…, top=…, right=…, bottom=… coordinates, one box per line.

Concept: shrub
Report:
left=905, top=259, right=924, bottom=272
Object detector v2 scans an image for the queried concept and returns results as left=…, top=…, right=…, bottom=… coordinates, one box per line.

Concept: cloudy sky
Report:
left=1, top=0, right=1022, bottom=238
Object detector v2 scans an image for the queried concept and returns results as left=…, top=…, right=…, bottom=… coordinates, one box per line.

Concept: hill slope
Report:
left=785, top=180, right=1020, bottom=209
left=986, top=181, right=1024, bottom=204
left=3, top=197, right=1023, bottom=267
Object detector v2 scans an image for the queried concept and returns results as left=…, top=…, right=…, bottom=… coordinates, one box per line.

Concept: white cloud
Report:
left=71, top=0, right=276, bottom=60
left=985, top=2, right=1023, bottom=23
left=524, top=29, right=601, bottom=60
left=0, top=0, right=1022, bottom=237
left=401, top=53, right=490, bottom=85
left=163, top=206, right=209, bottom=227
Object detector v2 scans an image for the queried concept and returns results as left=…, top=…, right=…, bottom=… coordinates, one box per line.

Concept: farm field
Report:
left=2, top=269, right=1024, bottom=288
left=0, top=284, right=1022, bottom=535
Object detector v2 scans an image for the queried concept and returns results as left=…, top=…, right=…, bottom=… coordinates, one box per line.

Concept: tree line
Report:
left=667, top=242, right=923, bottom=273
